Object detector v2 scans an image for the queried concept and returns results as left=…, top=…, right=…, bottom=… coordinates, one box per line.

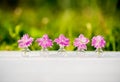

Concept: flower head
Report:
left=74, top=34, right=89, bottom=50
left=92, top=35, right=106, bottom=49
left=36, top=34, right=53, bottom=48
left=18, top=34, right=33, bottom=48
left=54, top=34, right=69, bottom=47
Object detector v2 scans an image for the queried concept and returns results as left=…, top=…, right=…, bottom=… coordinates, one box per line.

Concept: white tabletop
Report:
left=0, top=51, right=120, bottom=82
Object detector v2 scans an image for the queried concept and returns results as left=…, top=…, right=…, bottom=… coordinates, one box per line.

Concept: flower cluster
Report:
left=91, top=35, right=106, bottom=49
left=18, top=34, right=33, bottom=48
left=54, top=34, right=69, bottom=47
left=74, top=34, right=89, bottom=50
left=18, top=34, right=106, bottom=51
left=36, top=34, right=53, bottom=48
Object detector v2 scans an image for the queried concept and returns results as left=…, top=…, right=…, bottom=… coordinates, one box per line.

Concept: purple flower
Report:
left=54, top=34, right=69, bottom=47
left=36, top=34, right=53, bottom=48
left=74, top=34, right=89, bottom=50
left=92, top=35, right=106, bottom=49
left=18, top=34, right=33, bottom=48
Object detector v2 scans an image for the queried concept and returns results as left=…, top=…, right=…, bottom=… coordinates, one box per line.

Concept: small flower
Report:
left=36, top=34, right=53, bottom=48
left=92, top=35, right=106, bottom=49
left=18, top=34, right=33, bottom=48
left=54, top=34, right=69, bottom=47
left=74, top=34, right=89, bottom=50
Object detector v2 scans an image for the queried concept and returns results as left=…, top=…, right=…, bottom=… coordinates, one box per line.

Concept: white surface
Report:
left=0, top=51, right=120, bottom=82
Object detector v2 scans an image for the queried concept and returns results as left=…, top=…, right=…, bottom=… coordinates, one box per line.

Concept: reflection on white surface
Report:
left=0, top=51, right=120, bottom=82
left=0, top=51, right=120, bottom=58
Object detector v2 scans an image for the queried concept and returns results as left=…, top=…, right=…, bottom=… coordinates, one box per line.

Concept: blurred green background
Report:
left=0, top=0, right=120, bottom=51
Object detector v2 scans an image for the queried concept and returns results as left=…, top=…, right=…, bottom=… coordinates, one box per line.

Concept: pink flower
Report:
left=74, top=34, right=89, bottom=50
left=54, top=34, right=69, bottom=47
left=18, top=34, right=33, bottom=48
left=36, top=34, right=53, bottom=48
left=92, top=35, right=106, bottom=49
